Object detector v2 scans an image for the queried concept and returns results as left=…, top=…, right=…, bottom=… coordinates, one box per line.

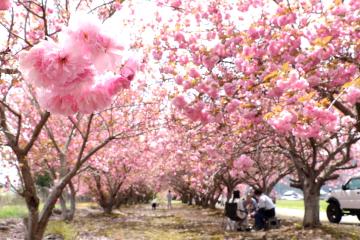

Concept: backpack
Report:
left=224, top=202, right=240, bottom=221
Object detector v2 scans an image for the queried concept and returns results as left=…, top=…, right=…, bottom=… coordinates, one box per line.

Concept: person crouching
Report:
left=253, top=189, right=275, bottom=230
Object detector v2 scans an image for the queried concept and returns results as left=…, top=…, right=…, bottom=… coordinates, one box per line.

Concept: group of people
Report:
left=151, top=188, right=276, bottom=232
left=229, top=189, right=276, bottom=231
left=151, top=190, right=173, bottom=210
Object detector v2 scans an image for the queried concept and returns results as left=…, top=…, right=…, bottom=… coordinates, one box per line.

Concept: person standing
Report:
left=167, top=190, right=173, bottom=209
left=253, top=189, right=276, bottom=230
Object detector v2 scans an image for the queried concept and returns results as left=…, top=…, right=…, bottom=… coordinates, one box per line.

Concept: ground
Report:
left=1, top=202, right=360, bottom=240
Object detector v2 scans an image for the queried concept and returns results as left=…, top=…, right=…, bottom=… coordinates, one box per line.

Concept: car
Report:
left=326, top=175, right=360, bottom=223
left=281, top=190, right=303, bottom=200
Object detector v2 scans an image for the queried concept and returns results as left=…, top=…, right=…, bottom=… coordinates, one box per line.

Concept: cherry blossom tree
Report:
left=235, top=131, right=294, bottom=195
left=83, top=123, right=161, bottom=214
left=0, top=0, right=143, bottom=238
left=152, top=0, right=360, bottom=227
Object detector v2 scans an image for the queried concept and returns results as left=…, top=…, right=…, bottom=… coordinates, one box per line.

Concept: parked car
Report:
left=326, top=175, right=360, bottom=223
left=281, top=190, right=303, bottom=200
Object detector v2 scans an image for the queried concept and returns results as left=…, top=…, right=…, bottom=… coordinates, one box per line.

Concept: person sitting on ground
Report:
left=253, top=189, right=276, bottom=230
left=243, top=193, right=257, bottom=219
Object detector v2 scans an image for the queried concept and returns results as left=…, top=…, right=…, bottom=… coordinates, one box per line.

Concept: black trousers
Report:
left=255, top=208, right=275, bottom=229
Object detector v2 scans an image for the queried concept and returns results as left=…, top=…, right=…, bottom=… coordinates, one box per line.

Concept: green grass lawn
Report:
left=276, top=200, right=327, bottom=212
left=0, top=204, right=28, bottom=218
left=0, top=203, right=64, bottom=219
left=0, top=201, right=100, bottom=219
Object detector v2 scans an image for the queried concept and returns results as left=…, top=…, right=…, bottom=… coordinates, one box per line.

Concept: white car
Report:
left=326, top=175, right=360, bottom=223
left=281, top=191, right=303, bottom=200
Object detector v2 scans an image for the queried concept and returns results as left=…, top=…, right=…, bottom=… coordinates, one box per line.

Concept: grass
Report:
left=320, top=224, right=360, bottom=240
left=77, top=202, right=98, bottom=209
left=45, top=220, right=77, bottom=240
left=0, top=205, right=28, bottom=218
left=276, top=200, right=328, bottom=212
left=0, top=201, right=95, bottom=219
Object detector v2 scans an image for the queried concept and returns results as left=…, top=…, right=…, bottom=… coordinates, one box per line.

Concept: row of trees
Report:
left=0, top=0, right=359, bottom=239
left=151, top=0, right=360, bottom=228
left=160, top=113, right=292, bottom=208
left=0, top=1, right=162, bottom=239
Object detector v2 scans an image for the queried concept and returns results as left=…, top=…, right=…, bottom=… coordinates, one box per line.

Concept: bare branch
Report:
left=23, top=111, right=50, bottom=155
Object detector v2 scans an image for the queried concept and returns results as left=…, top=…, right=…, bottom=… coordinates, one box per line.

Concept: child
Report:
left=151, top=198, right=157, bottom=210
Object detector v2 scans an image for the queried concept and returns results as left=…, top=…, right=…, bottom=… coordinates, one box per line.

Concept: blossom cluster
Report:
left=19, top=16, right=137, bottom=115
left=0, top=0, right=11, bottom=10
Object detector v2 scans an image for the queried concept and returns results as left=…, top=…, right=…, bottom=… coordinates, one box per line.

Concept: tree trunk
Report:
left=34, top=166, right=82, bottom=240
left=103, top=204, right=113, bottom=214
left=188, top=193, right=193, bottom=205
left=59, top=193, right=68, bottom=220
left=209, top=191, right=221, bottom=209
left=201, top=196, right=209, bottom=208
left=66, top=182, right=76, bottom=221
left=209, top=198, right=217, bottom=209
left=181, top=193, right=189, bottom=203
left=194, top=196, right=201, bottom=205
left=114, top=195, right=123, bottom=209
left=17, top=154, right=41, bottom=240
left=59, top=183, right=77, bottom=221
left=22, top=167, right=71, bottom=240
left=226, top=185, right=234, bottom=202
left=303, top=182, right=321, bottom=228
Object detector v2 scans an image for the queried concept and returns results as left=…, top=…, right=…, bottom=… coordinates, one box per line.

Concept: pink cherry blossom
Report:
left=175, top=76, right=184, bottom=85
left=224, top=83, right=236, bottom=96
left=174, top=32, right=186, bottom=43
left=63, top=15, right=123, bottom=72
left=184, top=107, right=202, bottom=121
left=292, top=78, right=309, bottom=90
left=114, top=2, right=123, bottom=10
left=233, top=155, right=253, bottom=169
left=77, top=86, right=112, bottom=114
left=225, top=99, right=240, bottom=113
left=178, top=55, right=189, bottom=65
left=19, top=15, right=137, bottom=116
left=341, top=116, right=356, bottom=128
left=189, top=68, right=201, bottom=79
left=202, top=55, right=219, bottom=70
left=269, top=110, right=297, bottom=133
left=103, top=75, right=130, bottom=95
left=344, top=87, right=360, bottom=105
left=170, top=0, right=182, bottom=8
left=121, top=58, right=138, bottom=82
left=39, top=92, right=79, bottom=116
left=152, top=50, right=163, bottom=60
left=0, top=0, right=11, bottom=10
left=172, top=96, right=187, bottom=109
left=19, top=40, right=94, bottom=91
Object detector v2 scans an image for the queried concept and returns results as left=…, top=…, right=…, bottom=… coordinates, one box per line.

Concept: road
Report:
left=277, top=207, right=360, bottom=224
